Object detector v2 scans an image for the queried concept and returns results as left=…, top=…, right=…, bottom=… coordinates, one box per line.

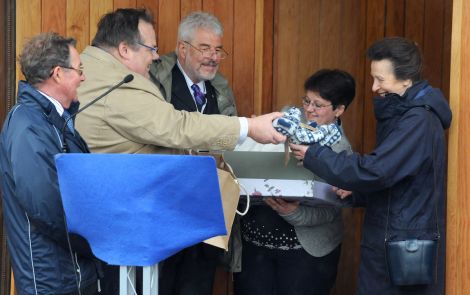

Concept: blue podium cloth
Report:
left=55, top=153, right=226, bottom=266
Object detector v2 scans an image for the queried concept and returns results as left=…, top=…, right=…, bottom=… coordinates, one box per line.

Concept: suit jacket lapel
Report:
left=171, top=65, right=197, bottom=112
left=204, top=81, right=220, bottom=114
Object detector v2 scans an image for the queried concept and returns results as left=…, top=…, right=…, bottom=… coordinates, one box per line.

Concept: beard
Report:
left=195, top=60, right=218, bottom=80
left=184, top=53, right=219, bottom=81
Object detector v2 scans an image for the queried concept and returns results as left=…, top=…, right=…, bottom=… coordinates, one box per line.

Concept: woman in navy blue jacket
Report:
left=290, top=37, right=451, bottom=294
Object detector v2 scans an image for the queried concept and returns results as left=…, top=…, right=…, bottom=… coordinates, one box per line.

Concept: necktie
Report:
left=62, top=110, right=75, bottom=135
left=191, top=84, right=206, bottom=112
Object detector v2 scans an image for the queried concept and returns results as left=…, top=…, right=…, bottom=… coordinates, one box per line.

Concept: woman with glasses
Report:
left=234, top=69, right=356, bottom=295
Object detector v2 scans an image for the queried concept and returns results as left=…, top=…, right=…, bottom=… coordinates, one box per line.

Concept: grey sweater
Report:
left=280, top=126, right=352, bottom=257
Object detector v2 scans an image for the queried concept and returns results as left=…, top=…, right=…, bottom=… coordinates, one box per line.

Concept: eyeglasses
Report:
left=138, top=42, right=159, bottom=54
left=183, top=41, right=228, bottom=59
left=302, top=96, right=333, bottom=109
left=61, top=65, right=84, bottom=76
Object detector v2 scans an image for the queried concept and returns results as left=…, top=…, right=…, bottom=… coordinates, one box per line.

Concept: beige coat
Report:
left=76, top=46, right=240, bottom=154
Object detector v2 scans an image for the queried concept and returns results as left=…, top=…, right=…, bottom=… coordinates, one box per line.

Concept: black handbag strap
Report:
left=385, top=108, right=440, bottom=242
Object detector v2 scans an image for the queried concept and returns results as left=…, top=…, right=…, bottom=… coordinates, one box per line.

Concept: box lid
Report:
left=223, top=151, right=313, bottom=180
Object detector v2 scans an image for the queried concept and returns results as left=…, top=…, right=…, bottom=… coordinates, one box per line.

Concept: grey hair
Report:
left=20, top=32, right=76, bottom=85
left=178, top=11, right=223, bottom=44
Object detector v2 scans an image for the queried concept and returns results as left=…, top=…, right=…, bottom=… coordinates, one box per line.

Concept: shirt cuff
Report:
left=237, top=117, right=248, bottom=145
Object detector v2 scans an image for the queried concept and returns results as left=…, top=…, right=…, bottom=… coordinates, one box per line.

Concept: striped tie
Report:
left=191, top=84, right=206, bottom=112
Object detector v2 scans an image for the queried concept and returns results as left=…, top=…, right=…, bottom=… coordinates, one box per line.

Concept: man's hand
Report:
left=247, top=112, right=286, bottom=144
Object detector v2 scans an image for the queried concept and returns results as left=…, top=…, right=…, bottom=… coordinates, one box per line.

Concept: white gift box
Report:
left=223, top=139, right=351, bottom=207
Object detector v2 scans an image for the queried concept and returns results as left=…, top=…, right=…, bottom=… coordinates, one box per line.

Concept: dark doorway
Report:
left=0, top=0, right=16, bottom=294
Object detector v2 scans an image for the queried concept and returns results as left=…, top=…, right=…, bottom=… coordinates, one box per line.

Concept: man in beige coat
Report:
left=75, top=8, right=284, bottom=294
left=76, top=8, right=283, bottom=155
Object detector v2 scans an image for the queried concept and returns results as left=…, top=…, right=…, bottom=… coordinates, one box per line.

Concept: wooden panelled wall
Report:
left=447, top=0, right=470, bottom=293
left=9, top=0, right=453, bottom=294
left=14, top=0, right=453, bottom=132
left=15, top=0, right=268, bottom=118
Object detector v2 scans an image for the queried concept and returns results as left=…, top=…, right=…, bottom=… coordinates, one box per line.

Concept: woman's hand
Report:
left=332, top=186, right=352, bottom=199
left=289, top=143, right=309, bottom=161
left=264, top=197, right=299, bottom=215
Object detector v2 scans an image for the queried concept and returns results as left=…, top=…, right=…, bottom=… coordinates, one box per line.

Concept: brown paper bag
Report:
left=203, top=165, right=240, bottom=250
left=186, top=150, right=241, bottom=250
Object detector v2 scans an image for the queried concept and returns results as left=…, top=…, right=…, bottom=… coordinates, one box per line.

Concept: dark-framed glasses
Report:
left=183, top=41, right=228, bottom=59
left=138, top=42, right=159, bottom=54
left=302, top=96, right=333, bottom=109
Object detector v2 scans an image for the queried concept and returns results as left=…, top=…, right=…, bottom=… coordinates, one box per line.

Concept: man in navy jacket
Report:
left=0, top=32, right=99, bottom=295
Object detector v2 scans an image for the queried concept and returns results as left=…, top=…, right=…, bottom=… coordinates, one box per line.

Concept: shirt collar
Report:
left=37, top=90, right=65, bottom=115
left=176, top=60, right=206, bottom=93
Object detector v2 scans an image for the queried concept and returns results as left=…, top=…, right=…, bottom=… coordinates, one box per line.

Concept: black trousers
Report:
left=159, top=243, right=222, bottom=295
left=63, top=281, right=99, bottom=295
left=234, top=241, right=341, bottom=295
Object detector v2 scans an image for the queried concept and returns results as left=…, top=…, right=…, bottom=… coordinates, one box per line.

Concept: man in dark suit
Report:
left=149, top=11, right=238, bottom=295
left=150, top=12, right=237, bottom=117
